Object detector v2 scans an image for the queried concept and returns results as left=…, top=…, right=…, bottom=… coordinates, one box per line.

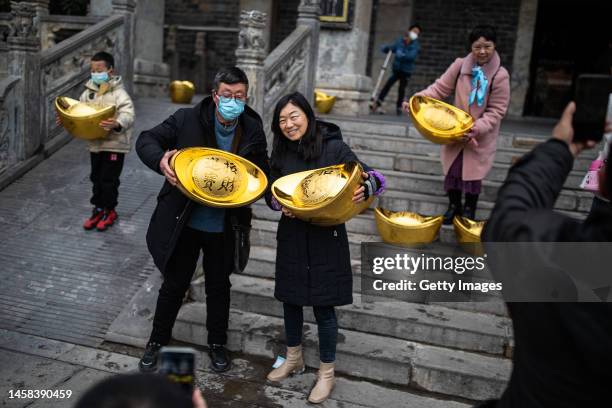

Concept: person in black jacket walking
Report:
left=481, top=102, right=612, bottom=408
left=135, top=67, right=270, bottom=373
left=264, top=92, right=385, bottom=404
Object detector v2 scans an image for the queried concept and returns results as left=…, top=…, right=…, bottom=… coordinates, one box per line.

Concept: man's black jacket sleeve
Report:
left=482, top=139, right=578, bottom=242
left=136, top=110, right=183, bottom=175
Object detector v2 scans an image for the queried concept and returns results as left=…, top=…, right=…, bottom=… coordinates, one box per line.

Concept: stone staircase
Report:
left=173, top=116, right=597, bottom=405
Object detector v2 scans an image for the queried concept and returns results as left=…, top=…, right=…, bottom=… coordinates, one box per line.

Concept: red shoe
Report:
left=96, top=209, right=118, bottom=231
left=83, top=208, right=104, bottom=230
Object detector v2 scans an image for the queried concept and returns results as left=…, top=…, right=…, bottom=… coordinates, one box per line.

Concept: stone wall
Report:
left=408, top=0, right=520, bottom=99
left=164, top=0, right=240, bottom=93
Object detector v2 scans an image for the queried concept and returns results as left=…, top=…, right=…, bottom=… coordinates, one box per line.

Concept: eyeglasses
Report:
left=217, top=91, right=246, bottom=101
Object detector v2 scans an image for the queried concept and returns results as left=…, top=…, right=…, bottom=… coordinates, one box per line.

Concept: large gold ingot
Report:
left=170, top=81, right=195, bottom=104
left=453, top=216, right=485, bottom=255
left=408, top=95, right=474, bottom=144
left=314, top=90, right=336, bottom=114
left=272, top=162, right=373, bottom=226
left=374, top=208, right=443, bottom=245
left=171, top=147, right=267, bottom=208
left=55, top=96, right=116, bottom=140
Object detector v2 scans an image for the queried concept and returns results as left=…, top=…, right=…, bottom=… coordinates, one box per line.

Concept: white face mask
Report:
left=409, top=31, right=419, bottom=41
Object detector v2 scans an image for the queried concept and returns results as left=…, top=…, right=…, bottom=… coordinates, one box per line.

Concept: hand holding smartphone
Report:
left=571, top=74, right=612, bottom=143
left=158, top=346, right=196, bottom=395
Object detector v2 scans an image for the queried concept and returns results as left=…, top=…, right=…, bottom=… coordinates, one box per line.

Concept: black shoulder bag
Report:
left=229, top=126, right=252, bottom=274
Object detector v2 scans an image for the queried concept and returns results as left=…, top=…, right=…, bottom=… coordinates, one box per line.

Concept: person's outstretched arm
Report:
left=483, top=103, right=596, bottom=242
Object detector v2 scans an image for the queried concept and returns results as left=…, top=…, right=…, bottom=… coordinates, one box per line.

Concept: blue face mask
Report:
left=217, top=96, right=246, bottom=121
left=91, top=71, right=110, bottom=85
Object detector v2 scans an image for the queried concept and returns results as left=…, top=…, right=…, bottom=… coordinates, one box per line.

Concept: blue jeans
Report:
left=283, top=303, right=338, bottom=363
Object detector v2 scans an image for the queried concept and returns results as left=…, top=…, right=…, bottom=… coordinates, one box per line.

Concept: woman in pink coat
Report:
left=404, top=25, right=510, bottom=223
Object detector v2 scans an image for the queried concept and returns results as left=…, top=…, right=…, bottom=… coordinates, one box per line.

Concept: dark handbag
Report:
left=230, top=206, right=252, bottom=274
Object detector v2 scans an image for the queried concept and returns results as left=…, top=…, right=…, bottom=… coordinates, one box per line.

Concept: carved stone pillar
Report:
left=30, top=0, right=49, bottom=17
left=111, top=0, right=136, bottom=95
left=7, top=1, right=42, bottom=161
left=297, top=0, right=320, bottom=106
left=239, top=0, right=273, bottom=53
left=133, top=0, right=170, bottom=97
left=235, top=10, right=267, bottom=119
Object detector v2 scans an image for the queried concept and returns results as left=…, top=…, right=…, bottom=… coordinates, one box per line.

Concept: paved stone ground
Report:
left=0, top=97, right=185, bottom=347
left=3, top=327, right=470, bottom=408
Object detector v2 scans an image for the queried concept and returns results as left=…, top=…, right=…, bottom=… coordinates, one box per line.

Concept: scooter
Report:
left=369, top=50, right=393, bottom=114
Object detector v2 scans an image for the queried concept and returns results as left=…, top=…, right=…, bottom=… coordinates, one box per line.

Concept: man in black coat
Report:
left=481, top=102, right=612, bottom=407
left=135, top=67, right=270, bottom=373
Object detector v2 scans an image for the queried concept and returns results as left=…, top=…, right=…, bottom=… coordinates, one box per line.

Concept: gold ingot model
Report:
left=170, top=80, right=196, bottom=104
left=314, top=90, right=336, bottom=114
left=408, top=95, right=474, bottom=144
left=170, top=147, right=268, bottom=208
left=55, top=96, right=116, bottom=140
left=374, top=208, right=443, bottom=245
left=453, top=216, right=485, bottom=255
left=272, top=162, right=373, bottom=226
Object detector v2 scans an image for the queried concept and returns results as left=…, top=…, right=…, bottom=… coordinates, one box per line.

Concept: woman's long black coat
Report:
left=269, top=121, right=372, bottom=306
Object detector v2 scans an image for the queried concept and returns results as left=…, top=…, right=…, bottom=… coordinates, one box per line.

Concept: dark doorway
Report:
left=525, top=0, right=612, bottom=118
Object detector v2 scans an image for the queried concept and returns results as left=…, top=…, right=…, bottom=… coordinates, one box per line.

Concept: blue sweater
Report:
left=382, top=37, right=420, bottom=75
left=187, top=116, right=236, bottom=232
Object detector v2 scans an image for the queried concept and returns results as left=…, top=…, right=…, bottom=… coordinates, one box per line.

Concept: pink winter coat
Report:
left=417, top=51, right=510, bottom=181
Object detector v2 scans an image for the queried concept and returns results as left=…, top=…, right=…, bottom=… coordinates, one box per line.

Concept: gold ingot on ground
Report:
left=408, top=95, right=474, bottom=144
left=314, top=90, right=336, bottom=114
left=170, top=80, right=196, bottom=104
left=453, top=216, right=485, bottom=256
left=55, top=96, right=116, bottom=140
left=374, top=208, right=443, bottom=245
left=272, top=162, right=373, bottom=226
left=170, top=147, right=268, bottom=208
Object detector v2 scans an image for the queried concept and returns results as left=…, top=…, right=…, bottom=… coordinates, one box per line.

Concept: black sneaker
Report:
left=139, top=341, right=162, bottom=373
left=209, top=344, right=231, bottom=372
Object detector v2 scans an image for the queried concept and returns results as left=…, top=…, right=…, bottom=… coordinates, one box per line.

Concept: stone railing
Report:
left=40, top=14, right=104, bottom=49
left=0, top=13, right=11, bottom=76
left=0, top=0, right=135, bottom=190
left=236, top=0, right=320, bottom=144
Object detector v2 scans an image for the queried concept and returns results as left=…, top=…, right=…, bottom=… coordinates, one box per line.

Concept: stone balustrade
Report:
left=0, top=0, right=134, bottom=190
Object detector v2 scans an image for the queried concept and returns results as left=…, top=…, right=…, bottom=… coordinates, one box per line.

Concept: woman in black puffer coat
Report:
left=265, top=92, right=385, bottom=404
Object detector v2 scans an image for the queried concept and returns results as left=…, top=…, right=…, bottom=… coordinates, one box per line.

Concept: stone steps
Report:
left=190, top=274, right=513, bottom=356
left=343, top=130, right=596, bottom=170
left=352, top=149, right=586, bottom=188
left=327, top=114, right=597, bottom=160
left=227, top=243, right=509, bottom=317
left=377, top=168, right=591, bottom=213
left=202, top=353, right=472, bottom=408
left=174, top=302, right=511, bottom=401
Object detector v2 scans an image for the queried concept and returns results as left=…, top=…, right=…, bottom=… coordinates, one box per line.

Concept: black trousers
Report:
left=378, top=70, right=411, bottom=108
left=90, top=151, right=125, bottom=210
left=150, top=226, right=233, bottom=346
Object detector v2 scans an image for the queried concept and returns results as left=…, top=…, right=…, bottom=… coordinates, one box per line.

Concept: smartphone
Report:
left=158, top=346, right=196, bottom=394
left=572, top=74, right=612, bottom=142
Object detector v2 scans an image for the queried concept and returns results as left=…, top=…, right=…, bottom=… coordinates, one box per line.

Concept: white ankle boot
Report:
left=266, top=345, right=305, bottom=382
left=308, top=361, right=335, bottom=403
